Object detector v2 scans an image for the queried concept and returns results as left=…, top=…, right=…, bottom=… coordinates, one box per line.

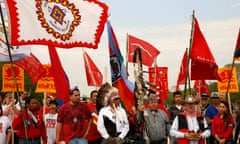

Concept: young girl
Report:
left=212, top=100, right=235, bottom=144
left=0, top=106, right=11, bottom=144
left=44, top=100, right=58, bottom=144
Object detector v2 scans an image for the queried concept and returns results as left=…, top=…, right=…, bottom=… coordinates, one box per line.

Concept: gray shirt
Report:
left=144, top=108, right=170, bottom=141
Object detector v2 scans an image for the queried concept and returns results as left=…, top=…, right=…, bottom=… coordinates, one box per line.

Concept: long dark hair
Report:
left=220, top=100, right=231, bottom=126
left=0, top=106, right=2, bottom=116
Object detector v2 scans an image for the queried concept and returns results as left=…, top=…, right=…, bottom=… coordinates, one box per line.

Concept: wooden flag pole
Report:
left=0, top=3, right=28, bottom=139
left=153, top=58, right=157, bottom=86
left=225, top=50, right=237, bottom=114
left=184, top=48, right=189, bottom=98
left=184, top=10, right=195, bottom=98
left=11, top=92, right=15, bottom=144
left=225, top=28, right=240, bottom=114
left=43, top=92, right=47, bottom=118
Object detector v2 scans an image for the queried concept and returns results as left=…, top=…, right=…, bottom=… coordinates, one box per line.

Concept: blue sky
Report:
left=14, top=1, right=240, bottom=96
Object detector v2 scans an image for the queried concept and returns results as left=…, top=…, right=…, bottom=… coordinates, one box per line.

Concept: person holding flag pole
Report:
left=0, top=2, right=29, bottom=142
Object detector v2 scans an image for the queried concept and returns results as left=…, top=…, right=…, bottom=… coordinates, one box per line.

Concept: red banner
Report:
left=149, top=67, right=168, bottom=100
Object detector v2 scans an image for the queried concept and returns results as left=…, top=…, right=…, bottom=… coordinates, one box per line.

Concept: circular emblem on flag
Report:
left=110, top=55, right=121, bottom=82
left=36, top=0, right=81, bottom=41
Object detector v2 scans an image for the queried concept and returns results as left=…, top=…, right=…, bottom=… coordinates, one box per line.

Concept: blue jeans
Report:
left=69, top=137, right=88, bottom=144
left=19, top=138, right=40, bottom=144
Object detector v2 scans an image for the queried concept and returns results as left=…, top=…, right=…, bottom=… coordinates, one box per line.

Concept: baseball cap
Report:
left=210, top=92, right=219, bottom=98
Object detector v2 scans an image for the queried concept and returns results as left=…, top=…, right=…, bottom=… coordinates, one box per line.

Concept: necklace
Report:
left=70, top=102, right=78, bottom=123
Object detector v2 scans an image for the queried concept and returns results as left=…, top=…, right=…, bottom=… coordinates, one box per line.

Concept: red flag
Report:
left=48, top=46, right=70, bottom=103
left=234, top=29, right=240, bottom=59
left=6, top=0, right=108, bottom=48
left=193, top=80, right=209, bottom=95
left=148, top=67, right=168, bottom=100
left=190, top=17, right=219, bottom=80
left=83, top=51, right=103, bottom=87
left=14, top=53, right=44, bottom=84
left=107, top=22, right=135, bottom=115
left=176, top=50, right=188, bottom=90
left=128, top=34, right=160, bottom=66
left=0, top=38, right=44, bottom=83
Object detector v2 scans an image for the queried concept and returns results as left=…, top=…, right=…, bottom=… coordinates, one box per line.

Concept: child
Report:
left=0, top=106, right=11, bottom=144
left=44, top=100, right=58, bottom=144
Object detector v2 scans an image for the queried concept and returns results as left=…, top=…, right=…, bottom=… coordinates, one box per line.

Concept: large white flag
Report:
left=6, top=0, right=108, bottom=48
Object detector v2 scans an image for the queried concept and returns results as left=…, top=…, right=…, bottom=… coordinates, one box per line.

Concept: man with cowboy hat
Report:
left=170, top=95, right=210, bottom=144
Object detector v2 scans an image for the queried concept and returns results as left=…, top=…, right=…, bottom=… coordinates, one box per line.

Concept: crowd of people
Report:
left=0, top=83, right=240, bottom=144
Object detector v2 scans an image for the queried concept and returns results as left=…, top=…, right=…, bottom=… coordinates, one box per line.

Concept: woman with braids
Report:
left=212, top=100, right=235, bottom=144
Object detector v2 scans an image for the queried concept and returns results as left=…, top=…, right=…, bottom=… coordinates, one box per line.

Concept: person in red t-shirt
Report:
left=12, top=96, right=47, bottom=144
left=87, top=90, right=102, bottom=144
left=56, top=86, right=92, bottom=144
left=212, top=100, right=235, bottom=144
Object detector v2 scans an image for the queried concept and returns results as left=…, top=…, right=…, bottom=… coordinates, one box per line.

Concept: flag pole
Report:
left=184, top=10, right=195, bottom=98
left=0, top=3, right=28, bottom=139
left=225, top=29, right=240, bottom=114
left=184, top=48, right=189, bottom=98
left=225, top=58, right=235, bottom=114
left=153, top=58, right=157, bottom=86
left=224, top=59, right=235, bottom=114
left=125, top=33, right=129, bottom=78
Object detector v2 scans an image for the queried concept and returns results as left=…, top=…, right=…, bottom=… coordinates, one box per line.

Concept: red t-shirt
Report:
left=86, top=102, right=102, bottom=141
left=212, top=114, right=235, bottom=140
left=12, top=109, right=47, bottom=143
left=57, top=102, right=91, bottom=143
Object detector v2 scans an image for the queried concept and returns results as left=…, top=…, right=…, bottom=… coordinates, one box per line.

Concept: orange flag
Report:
left=2, top=64, right=24, bottom=92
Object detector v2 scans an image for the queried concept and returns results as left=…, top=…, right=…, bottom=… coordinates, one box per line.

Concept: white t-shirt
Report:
left=0, top=116, right=11, bottom=144
left=44, top=113, right=58, bottom=144
left=2, top=104, right=15, bottom=123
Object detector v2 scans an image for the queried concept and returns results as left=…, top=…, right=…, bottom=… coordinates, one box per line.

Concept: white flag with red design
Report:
left=6, top=0, right=108, bottom=48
